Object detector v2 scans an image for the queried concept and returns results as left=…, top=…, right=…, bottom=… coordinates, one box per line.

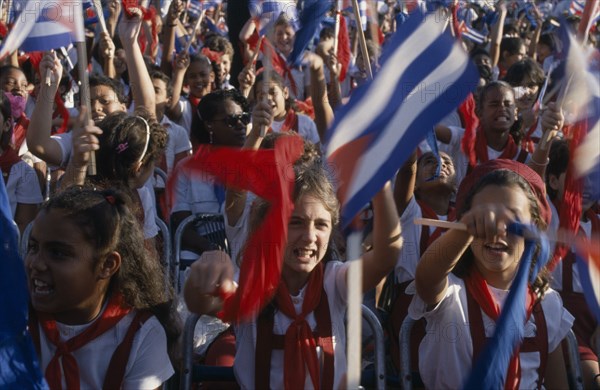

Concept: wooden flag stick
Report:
left=333, top=3, right=340, bottom=57
left=414, top=218, right=582, bottom=246
left=260, top=43, right=271, bottom=137
left=93, top=0, right=108, bottom=34
left=184, top=9, right=205, bottom=53
left=351, top=0, right=372, bottom=80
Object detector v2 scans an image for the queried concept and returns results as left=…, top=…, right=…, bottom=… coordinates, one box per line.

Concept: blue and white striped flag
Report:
left=249, top=0, right=298, bottom=34
left=0, top=0, right=84, bottom=59
left=325, top=11, right=479, bottom=226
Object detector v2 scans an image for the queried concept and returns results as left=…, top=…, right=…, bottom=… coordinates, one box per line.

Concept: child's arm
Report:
left=160, top=0, right=184, bottom=77
left=237, top=66, right=256, bottom=99
left=528, top=102, right=564, bottom=177
left=105, top=0, right=121, bottom=38
left=415, top=203, right=516, bottom=306
left=15, top=203, right=38, bottom=236
left=167, top=51, right=190, bottom=121
left=184, top=251, right=237, bottom=316
left=434, top=124, right=453, bottom=144
left=118, top=10, right=156, bottom=118
left=27, top=51, right=65, bottom=166
left=98, top=31, right=116, bottom=79
left=58, top=110, right=101, bottom=190
left=544, top=344, right=569, bottom=390
left=393, top=150, right=418, bottom=216
left=489, top=1, right=507, bottom=69
left=361, top=181, right=403, bottom=292
left=305, top=52, right=334, bottom=142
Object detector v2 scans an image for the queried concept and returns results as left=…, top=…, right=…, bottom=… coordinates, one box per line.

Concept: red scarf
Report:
left=464, top=268, right=537, bottom=390
left=276, top=263, right=324, bottom=390
left=12, top=114, right=29, bottom=154
left=38, top=293, right=131, bottom=390
left=473, top=127, right=519, bottom=166
left=0, top=147, right=21, bottom=183
left=270, top=109, right=298, bottom=134
left=188, top=95, right=201, bottom=108
left=521, top=121, right=539, bottom=154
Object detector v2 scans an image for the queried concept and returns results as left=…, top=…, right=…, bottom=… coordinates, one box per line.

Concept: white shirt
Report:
left=234, top=261, right=350, bottom=390
left=3, top=160, right=43, bottom=216
left=270, top=113, right=320, bottom=145
left=37, top=311, right=174, bottom=389
left=157, top=116, right=192, bottom=187
left=408, top=274, right=574, bottom=389
left=175, top=98, right=194, bottom=138
left=396, top=196, right=447, bottom=283
left=138, top=182, right=159, bottom=239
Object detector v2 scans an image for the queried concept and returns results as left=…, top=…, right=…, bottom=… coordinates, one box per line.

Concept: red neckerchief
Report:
left=257, top=36, right=298, bottom=97
left=416, top=199, right=455, bottom=255
left=473, top=126, right=519, bottom=166
left=188, top=95, right=201, bottom=109
left=275, top=263, right=325, bottom=390
left=0, top=147, right=21, bottom=183
left=37, top=293, right=131, bottom=390
left=12, top=114, right=29, bottom=154
left=270, top=109, right=298, bottom=134
left=464, top=268, right=537, bottom=390
left=295, top=98, right=315, bottom=120
left=521, top=121, right=539, bottom=154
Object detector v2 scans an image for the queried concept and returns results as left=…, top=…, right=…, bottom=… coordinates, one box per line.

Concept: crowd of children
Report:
left=1, top=0, right=599, bottom=388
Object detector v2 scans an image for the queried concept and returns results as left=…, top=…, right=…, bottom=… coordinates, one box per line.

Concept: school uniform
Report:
left=408, top=274, right=574, bottom=389
left=34, top=310, right=174, bottom=389
left=175, top=97, right=194, bottom=138
left=270, top=113, right=320, bottom=145
left=3, top=160, right=43, bottom=215
left=234, top=261, right=350, bottom=389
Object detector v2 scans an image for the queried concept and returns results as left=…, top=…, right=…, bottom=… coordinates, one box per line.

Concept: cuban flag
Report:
left=325, top=11, right=479, bottom=226
left=577, top=249, right=600, bottom=322
left=249, top=0, right=298, bottom=34
left=0, top=177, right=47, bottom=388
left=0, top=0, right=84, bottom=59
left=459, top=21, right=487, bottom=44
left=187, top=0, right=203, bottom=18
left=569, top=0, right=585, bottom=16
left=339, top=0, right=369, bottom=31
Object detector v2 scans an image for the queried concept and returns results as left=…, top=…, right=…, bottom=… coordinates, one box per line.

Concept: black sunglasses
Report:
left=213, top=112, right=251, bottom=128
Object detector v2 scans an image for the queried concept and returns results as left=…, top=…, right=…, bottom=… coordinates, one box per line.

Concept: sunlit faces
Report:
left=218, top=54, right=231, bottom=83
left=209, top=99, right=248, bottom=147
left=469, top=185, right=532, bottom=289
left=274, top=23, right=295, bottom=57
left=415, top=152, right=456, bottom=192
left=255, top=80, right=288, bottom=120
left=478, top=86, right=517, bottom=133
left=513, top=75, right=539, bottom=111
left=186, top=60, right=214, bottom=99
left=283, top=195, right=333, bottom=278
left=1, top=68, right=30, bottom=99
left=25, top=209, right=114, bottom=325
left=90, top=85, right=126, bottom=124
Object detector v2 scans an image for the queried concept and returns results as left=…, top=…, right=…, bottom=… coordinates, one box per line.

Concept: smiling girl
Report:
left=26, top=187, right=179, bottom=389
left=410, top=160, right=573, bottom=389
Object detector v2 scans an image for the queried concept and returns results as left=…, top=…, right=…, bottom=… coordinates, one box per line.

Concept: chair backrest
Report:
left=361, top=304, right=386, bottom=390
left=155, top=218, right=172, bottom=289
left=399, top=316, right=416, bottom=390
left=172, top=213, right=229, bottom=292
left=564, top=329, right=584, bottom=390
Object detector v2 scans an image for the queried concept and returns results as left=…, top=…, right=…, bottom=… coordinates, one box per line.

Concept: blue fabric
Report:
left=0, top=177, right=47, bottom=389
left=463, top=222, right=550, bottom=389
left=287, top=0, right=330, bottom=67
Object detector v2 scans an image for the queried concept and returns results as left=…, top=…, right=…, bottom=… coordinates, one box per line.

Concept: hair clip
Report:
left=105, top=195, right=116, bottom=204
left=134, top=116, right=151, bottom=165
left=115, top=142, right=129, bottom=153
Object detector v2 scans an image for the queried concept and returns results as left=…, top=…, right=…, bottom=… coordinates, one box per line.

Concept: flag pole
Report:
left=577, top=0, right=599, bottom=43
left=347, top=2, right=372, bottom=387
left=73, top=0, right=95, bottom=175
left=184, top=8, right=205, bottom=53
left=351, top=0, right=372, bottom=80
left=333, top=1, right=341, bottom=57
